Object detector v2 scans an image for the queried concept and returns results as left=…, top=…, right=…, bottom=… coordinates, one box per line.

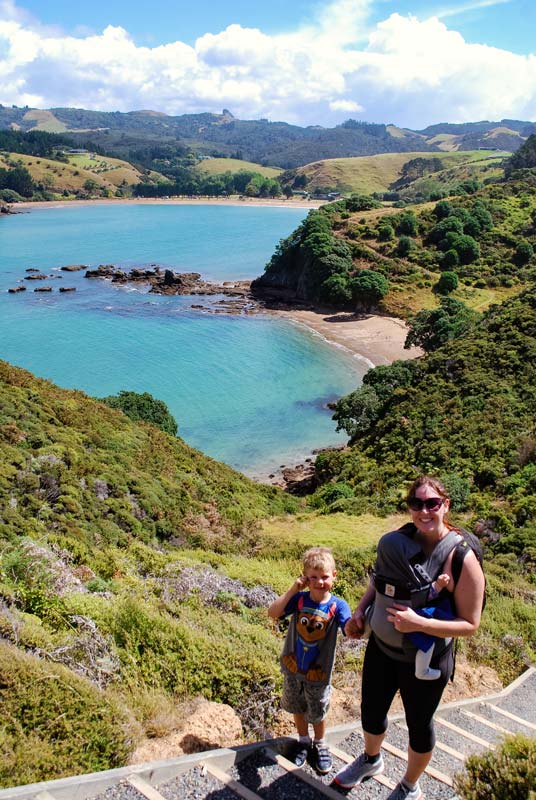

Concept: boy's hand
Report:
left=345, top=613, right=365, bottom=638
left=296, top=574, right=308, bottom=590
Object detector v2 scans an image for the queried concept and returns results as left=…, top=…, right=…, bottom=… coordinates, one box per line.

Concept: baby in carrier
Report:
left=363, top=570, right=454, bottom=681
left=409, top=572, right=453, bottom=680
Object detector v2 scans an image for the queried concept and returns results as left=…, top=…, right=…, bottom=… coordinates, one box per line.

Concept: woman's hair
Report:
left=303, top=546, right=336, bottom=573
left=406, top=475, right=450, bottom=504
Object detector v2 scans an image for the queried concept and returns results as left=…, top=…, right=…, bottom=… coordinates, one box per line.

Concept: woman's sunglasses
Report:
left=407, top=497, right=444, bottom=512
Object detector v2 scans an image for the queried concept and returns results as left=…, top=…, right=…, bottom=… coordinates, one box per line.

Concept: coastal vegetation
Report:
left=2, top=128, right=536, bottom=791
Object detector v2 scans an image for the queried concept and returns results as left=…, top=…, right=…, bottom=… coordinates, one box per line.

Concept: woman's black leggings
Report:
left=361, top=634, right=454, bottom=753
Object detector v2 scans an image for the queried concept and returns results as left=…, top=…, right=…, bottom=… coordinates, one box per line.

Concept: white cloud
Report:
left=330, top=99, right=365, bottom=113
left=0, top=0, right=535, bottom=128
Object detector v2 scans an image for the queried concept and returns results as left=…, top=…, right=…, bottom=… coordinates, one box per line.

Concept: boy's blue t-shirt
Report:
left=280, top=592, right=351, bottom=685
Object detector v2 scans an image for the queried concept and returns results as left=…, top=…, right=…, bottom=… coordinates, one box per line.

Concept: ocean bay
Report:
left=0, top=203, right=366, bottom=475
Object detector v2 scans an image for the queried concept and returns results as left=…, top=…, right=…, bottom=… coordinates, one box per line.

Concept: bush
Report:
left=515, top=240, right=534, bottom=266
left=435, top=271, right=459, bottom=295
left=454, top=733, right=536, bottom=799
left=0, top=643, right=134, bottom=788
left=377, top=223, right=395, bottom=241
left=100, top=390, right=178, bottom=436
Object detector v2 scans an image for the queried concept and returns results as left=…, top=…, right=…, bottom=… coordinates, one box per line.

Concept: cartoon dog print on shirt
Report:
left=282, top=596, right=337, bottom=682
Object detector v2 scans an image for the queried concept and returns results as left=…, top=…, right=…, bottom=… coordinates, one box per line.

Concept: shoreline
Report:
left=13, top=196, right=326, bottom=211
left=266, top=307, right=421, bottom=367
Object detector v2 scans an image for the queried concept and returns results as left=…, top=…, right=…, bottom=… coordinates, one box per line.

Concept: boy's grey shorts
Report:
left=281, top=674, right=331, bottom=723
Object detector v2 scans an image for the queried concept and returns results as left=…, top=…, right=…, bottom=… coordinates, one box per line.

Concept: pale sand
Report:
left=14, top=196, right=325, bottom=211
left=270, top=308, right=422, bottom=367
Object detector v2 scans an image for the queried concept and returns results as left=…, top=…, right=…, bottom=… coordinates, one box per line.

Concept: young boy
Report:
left=268, top=547, right=351, bottom=774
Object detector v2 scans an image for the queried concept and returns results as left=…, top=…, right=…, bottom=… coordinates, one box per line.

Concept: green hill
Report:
left=285, top=150, right=508, bottom=195
left=253, top=174, right=536, bottom=317
left=195, top=157, right=282, bottom=179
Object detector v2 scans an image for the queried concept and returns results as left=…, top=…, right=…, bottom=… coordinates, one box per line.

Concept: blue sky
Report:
left=16, top=0, right=535, bottom=53
left=1, top=0, right=535, bottom=127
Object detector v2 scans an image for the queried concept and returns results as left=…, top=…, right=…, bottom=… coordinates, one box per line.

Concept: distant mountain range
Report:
left=1, top=105, right=535, bottom=169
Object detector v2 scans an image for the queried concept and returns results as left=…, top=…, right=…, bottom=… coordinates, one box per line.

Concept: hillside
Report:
left=195, top=157, right=282, bottom=179
left=283, top=150, right=508, bottom=196
left=0, top=356, right=534, bottom=789
left=1, top=105, right=533, bottom=169
left=252, top=174, right=536, bottom=317
left=0, top=150, right=162, bottom=197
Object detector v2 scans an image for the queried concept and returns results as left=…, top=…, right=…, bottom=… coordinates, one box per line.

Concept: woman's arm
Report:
left=345, top=576, right=375, bottom=638
left=386, top=550, right=485, bottom=638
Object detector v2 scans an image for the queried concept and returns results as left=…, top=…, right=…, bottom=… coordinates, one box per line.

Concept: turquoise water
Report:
left=0, top=203, right=365, bottom=475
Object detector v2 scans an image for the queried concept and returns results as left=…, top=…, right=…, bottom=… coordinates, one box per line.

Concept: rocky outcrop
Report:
left=60, top=264, right=87, bottom=272
left=8, top=286, right=26, bottom=293
left=85, top=265, right=254, bottom=301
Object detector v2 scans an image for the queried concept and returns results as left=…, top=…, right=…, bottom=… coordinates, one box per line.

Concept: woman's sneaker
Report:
left=331, top=752, right=384, bottom=789
left=387, top=780, right=423, bottom=799
left=311, top=742, right=333, bottom=774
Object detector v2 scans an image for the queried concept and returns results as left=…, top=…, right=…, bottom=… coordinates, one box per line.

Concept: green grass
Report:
left=196, top=157, right=282, bottom=178
left=261, top=511, right=404, bottom=550
left=296, top=150, right=510, bottom=194
left=21, top=110, right=68, bottom=133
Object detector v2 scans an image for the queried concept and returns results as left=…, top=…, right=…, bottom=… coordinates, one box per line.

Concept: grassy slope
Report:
left=21, top=109, right=68, bottom=133
left=195, top=157, right=282, bottom=178
left=0, top=151, right=150, bottom=193
left=295, top=150, right=509, bottom=194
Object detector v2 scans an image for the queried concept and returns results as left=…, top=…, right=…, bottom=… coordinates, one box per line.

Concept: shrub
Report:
left=397, top=235, right=414, bottom=257
left=435, top=271, right=459, bottom=295
left=320, top=274, right=352, bottom=305
left=396, top=211, right=418, bottom=236
left=0, top=643, right=135, bottom=788
left=377, top=223, right=395, bottom=241
left=100, top=390, right=178, bottom=436
left=442, top=248, right=460, bottom=269
left=514, top=240, right=534, bottom=266
left=454, top=733, right=536, bottom=799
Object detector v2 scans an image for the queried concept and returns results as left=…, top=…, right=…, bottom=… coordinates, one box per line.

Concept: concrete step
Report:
left=0, top=667, right=534, bottom=800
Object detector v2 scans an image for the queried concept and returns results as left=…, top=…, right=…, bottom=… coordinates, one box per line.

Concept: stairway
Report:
left=1, top=667, right=534, bottom=800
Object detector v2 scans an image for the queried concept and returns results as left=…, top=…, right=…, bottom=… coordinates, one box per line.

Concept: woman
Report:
left=332, top=476, right=485, bottom=800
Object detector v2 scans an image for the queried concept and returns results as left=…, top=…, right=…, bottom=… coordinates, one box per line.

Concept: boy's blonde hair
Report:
left=303, top=546, right=336, bottom=574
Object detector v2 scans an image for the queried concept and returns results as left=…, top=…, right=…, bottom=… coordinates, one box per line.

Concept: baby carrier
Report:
left=368, top=523, right=462, bottom=660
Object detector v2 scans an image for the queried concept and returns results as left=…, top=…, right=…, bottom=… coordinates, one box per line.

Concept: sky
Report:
left=0, top=0, right=535, bottom=129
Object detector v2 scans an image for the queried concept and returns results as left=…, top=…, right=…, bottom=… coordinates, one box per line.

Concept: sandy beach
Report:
left=14, top=196, right=325, bottom=211
left=270, top=308, right=421, bottom=367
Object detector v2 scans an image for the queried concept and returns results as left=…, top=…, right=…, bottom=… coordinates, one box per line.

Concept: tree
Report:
left=101, top=391, right=178, bottom=436
left=433, top=200, right=453, bottom=220
left=0, top=165, right=35, bottom=197
left=319, top=274, right=352, bottom=305
left=435, top=271, right=459, bottom=295
left=333, top=361, right=416, bottom=440
left=396, top=211, right=418, bottom=236
left=397, top=235, right=413, bottom=257
left=377, top=222, right=394, bottom=241
left=346, top=193, right=382, bottom=212
left=350, top=270, right=389, bottom=312
left=405, top=297, right=480, bottom=352
left=514, top=240, right=534, bottom=266
left=505, top=134, right=536, bottom=175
